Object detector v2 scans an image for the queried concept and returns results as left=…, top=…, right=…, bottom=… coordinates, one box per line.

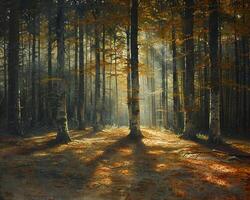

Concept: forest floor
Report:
left=0, top=127, right=250, bottom=200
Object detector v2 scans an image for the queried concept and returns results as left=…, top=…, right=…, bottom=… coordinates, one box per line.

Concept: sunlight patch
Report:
left=204, top=173, right=230, bottom=187
left=118, top=148, right=132, bottom=156
left=94, top=167, right=111, bottom=177
left=209, top=164, right=237, bottom=173
left=155, top=163, right=169, bottom=172
left=148, top=150, right=165, bottom=155
left=32, top=152, right=48, bottom=157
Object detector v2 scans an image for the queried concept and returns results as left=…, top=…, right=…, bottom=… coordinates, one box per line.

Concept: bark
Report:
left=208, top=0, right=221, bottom=143
left=203, top=27, right=210, bottom=131
left=172, top=22, right=181, bottom=131
left=109, top=39, right=113, bottom=124
left=56, top=0, right=71, bottom=143
left=74, top=12, right=79, bottom=127
left=150, top=47, right=156, bottom=127
left=3, top=35, right=7, bottom=122
left=114, top=32, right=119, bottom=126
left=31, top=17, right=37, bottom=126
left=129, top=0, right=142, bottom=138
left=78, top=13, right=86, bottom=130
left=37, top=15, right=43, bottom=122
left=182, top=0, right=196, bottom=138
left=8, top=0, right=21, bottom=135
left=102, top=25, right=106, bottom=126
left=93, top=25, right=102, bottom=131
left=161, top=47, right=167, bottom=129
left=126, top=29, right=132, bottom=129
left=47, top=2, right=53, bottom=126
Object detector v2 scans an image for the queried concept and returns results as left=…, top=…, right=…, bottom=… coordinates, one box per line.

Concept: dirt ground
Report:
left=0, top=127, right=250, bottom=200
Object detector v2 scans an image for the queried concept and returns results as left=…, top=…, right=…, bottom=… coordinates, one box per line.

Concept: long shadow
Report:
left=3, top=129, right=247, bottom=199
left=193, top=137, right=250, bottom=159
left=76, top=135, right=134, bottom=188
left=1, top=139, right=60, bottom=158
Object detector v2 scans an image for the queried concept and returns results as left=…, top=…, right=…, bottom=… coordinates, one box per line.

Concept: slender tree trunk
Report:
left=93, top=25, right=102, bottom=131
left=78, top=13, right=86, bottom=130
left=47, top=2, right=53, bottom=126
left=165, top=42, right=169, bottom=129
left=129, top=0, right=142, bottom=137
left=203, top=28, right=210, bottom=131
left=8, top=0, right=21, bottom=135
left=126, top=29, right=132, bottom=129
left=3, top=35, right=7, bottom=123
left=109, top=39, right=113, bottom=124
left=151, top=47, right=156, bottom=127
left=31, top=17, right=37, bottom=126
left=74, top=12, right=79, bottom=127
left=102, top=25, right=106, bottom=126
left=55, top=0, right=71, bottom=143
left=114, top=33, right=119, bottom=126
left=172, top=22, right=181, bottom=131
left=183, top=0, right=196, bottom=138
left=161, top=47, right=167, bottom=129
left=37, top=15, right=43, bottom=122
left=208, top=0, right=221, bottom=143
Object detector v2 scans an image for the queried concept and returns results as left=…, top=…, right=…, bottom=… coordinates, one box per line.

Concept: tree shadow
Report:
left=2, top=139, right=60, bottom=158
left=193, top=137, right=250, bottom=159
left=1, top=129, right=248, bottom=199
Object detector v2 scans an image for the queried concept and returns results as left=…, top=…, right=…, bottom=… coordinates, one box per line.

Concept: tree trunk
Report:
left=78, top=13, right=86, bottom=130
left=161, top=47, right=167, bottom=129
left=114, top=32, right=119, bottom=127
left=208, top=0, right=221, bottom=143
left=93, top=25, right=102, bottom=131
left=47, top=2, right=53, bottom=126
left=172, top=22, right=181, bottom=131
left=102, top=25, right=106, bottom=126
left=129, top=0, right=142, bottom=138
left=150, top=47, right=156, bottom=127
left=8, top=0, right=21, bottom=135
left=3, top=35, right=7, bottom=124
left=74, top=12, right=79, bottom=127
left=56, top=0, right=71, bottom=143
left=126, top=29, right=132, bottom=129
left=31, top=17, right=37, bottom=126
left=183, top=0, right=196, bottom=138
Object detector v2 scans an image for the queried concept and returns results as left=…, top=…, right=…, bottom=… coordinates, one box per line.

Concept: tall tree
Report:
left=55, top=0, right=71, bottom=143
left=78, top=10, right=86, bottom=130
left=208, top=0, right=221, bottom=143
left=8, top=0, right=21, bottom=135
left=129, top=0, right=142, bottom=138
left=182, top=0, right=196, bottom=138
left=47, top=0, right=53, bottom=126
left=126, top=29, right=132, bottom=129
left=101, top=25, right=106, bottom=126
left=31, top=14, right=37, bottom=126
left=93, top=24, right=102, bottom=131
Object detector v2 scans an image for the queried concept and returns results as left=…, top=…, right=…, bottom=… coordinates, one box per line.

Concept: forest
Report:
left=0, top=0, right=250, bottom=199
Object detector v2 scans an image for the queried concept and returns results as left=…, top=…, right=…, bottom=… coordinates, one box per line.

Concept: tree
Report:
left=182, top=0, right=196, bottom=138
left=129, top=0, right=142, bottom=138
left=93, top=23, right=102, bottom=131
left=55, top=0, right=71, bottom=143
left=78, top=9, right=86, bottom=130
left=208, top=0, right=221, bottom=143
left=8, top=0, right=21, bottom=135
left=47, top=0, right=53, bottom=126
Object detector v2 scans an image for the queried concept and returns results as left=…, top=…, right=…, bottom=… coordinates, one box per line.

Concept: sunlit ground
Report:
left=0, top=128, right=250, bottom=200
